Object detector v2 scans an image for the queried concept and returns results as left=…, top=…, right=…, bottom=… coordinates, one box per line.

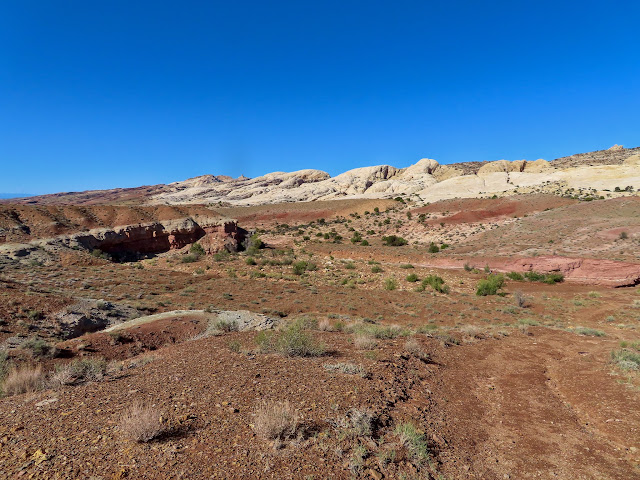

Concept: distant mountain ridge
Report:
left=3, top=145, right=639, bottom=206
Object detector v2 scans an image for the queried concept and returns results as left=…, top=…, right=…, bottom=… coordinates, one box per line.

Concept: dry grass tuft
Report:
left=119, top=402, right=166, bottom=443
left=353, top=334, right=378, bottom=350
left=318, top=319, right=335, bottom=331
left=253, top=400, right=300, bottom=440
left=50, top=358, right=107, bottom=388
left=2, top=365, right=44, bottom=396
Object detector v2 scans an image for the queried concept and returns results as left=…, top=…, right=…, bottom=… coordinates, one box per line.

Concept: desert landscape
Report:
left=0, top=145, right=639, bottom=479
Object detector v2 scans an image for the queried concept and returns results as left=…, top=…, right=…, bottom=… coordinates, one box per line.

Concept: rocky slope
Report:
left=0, top=204, right=246, bottom=260
left=3, top=146, right=639, bottom=207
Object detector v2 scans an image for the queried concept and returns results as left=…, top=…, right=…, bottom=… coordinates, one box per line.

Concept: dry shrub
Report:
left=513, top=291, right=529, bottom=308
left=353, top=334, right=378, bottom=350
left=318, top=319, right=335, bottom=331
left=460, top=325, right=483, bottom=339
left=253, top=400, right=300, bottom=440
left=404, top=338, right=430, bottom=360
left=119, top=402, right=165, bottom=442
left=2, top=365, right=44, bottom=396
left=345, top=408, right=375, bottom=436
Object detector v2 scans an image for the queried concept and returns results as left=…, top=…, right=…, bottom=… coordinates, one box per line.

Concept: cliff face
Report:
left=62, top=217, right=247, bottom=257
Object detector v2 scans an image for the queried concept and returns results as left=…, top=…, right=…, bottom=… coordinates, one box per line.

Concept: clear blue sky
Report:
left=2, top=1, right=639, bottom=194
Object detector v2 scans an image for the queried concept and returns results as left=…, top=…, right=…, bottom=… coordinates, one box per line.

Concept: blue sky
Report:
left=1, top=1, right=639, bottom=194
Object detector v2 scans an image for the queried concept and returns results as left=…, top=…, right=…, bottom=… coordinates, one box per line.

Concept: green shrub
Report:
left=574, top=327, right=606, bottom=337
left=213, top=250, right=231, bottom=262
left=91, top=249, right=111, bottom=261
left=476, top=274, right=505, bottom=296
left=245, top=257, right=257, bottom=266
left=384, top=278, right=397, bottom=291
left=395, top=423, right=430, bottom=464
left=292, top=260, right=317, bottom=275
left=422, top=275, right=449, bottom=294
left=428, top=242, right=440, bottom=253
left=399, top=264, right=414, bottom=269
left=543, top=273, right=564, bottom=284
left=524, top=271, right=544, bottom=282
left=0, top=350, right=8, bottom=380
left=463, top=263, right=473, bottom=272
left=244, top=234, right=264, bottom=255
left=381, top=235, right=408, bottom=246
left=351, top=324, right=408, bottom=339
left=256, top=319, right=325, bottom=357
left=611, top=349, right=640, bottom=371
left=371, top=265, right=383, bottom=274
left=213, top=318, right=239, bottom=333
left=506, top=271, right=524, bottom=281
left=523, top=271, right=564, bottom=284
left=22, top=337, right=57, bottom=358
left=189, top=242, right=206, bottom=256
left=360, top=240, right=369, bottom=246
left=27, top=310, right=44, bottom=321
left=406, top=273, right=419, bottom=283
left=181, top=254, right=200, bottom=264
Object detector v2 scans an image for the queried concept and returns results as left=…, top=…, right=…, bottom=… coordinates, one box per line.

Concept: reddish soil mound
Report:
left=0, top=204, right=222, bottom=243
left=412, top=194, right=576, bottom=224
left=58, top=314, right=207, bottom=361
left=219, top=199, right=396, bottom=228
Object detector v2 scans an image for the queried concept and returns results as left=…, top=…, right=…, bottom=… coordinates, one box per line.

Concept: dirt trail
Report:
left=433, top=329, right=639, bottom=479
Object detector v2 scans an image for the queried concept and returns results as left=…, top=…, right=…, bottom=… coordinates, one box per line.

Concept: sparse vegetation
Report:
left=323, top=362, right=367, bottom=377
left=404, top=338, right=430, bottom=360
left=574, top=327, right=606, bottom=337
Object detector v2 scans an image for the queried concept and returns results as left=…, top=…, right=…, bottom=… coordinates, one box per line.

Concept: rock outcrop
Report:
left=59, top=217, right=246, bottom=257
left=496, top=256, right=640, bottom=287
left=419, top=255, right=640, bottom=288
left=477, top=160, right=527, bottom=174
left=0, top=206, right=247, bottom=261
